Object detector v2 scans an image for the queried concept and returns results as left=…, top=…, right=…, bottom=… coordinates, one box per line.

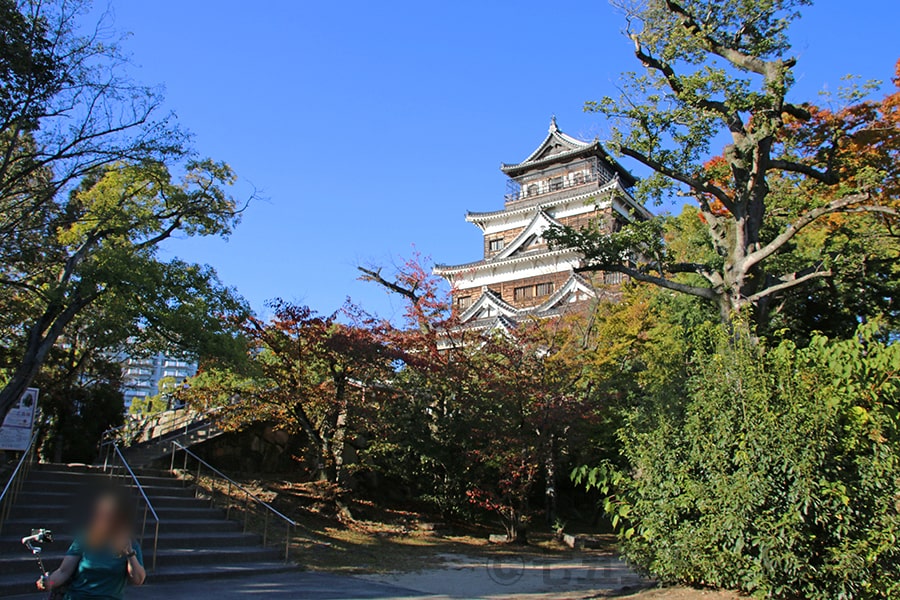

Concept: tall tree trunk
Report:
left=544, top=435, right=557, bottom=526
left=0, top=319, right=60, bottom=420
left=0, top=295, right=94, bottom=421
left=317, top=438, right=335, bottom=482
left=331, top=388, right=351, bottom=486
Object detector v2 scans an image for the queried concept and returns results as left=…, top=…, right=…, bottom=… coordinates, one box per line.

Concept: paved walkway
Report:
left=8, top=572, right=424, bottom=600
left=9, top=553, right=648, bottom=599
left=363, top=552, right=648, bottom=599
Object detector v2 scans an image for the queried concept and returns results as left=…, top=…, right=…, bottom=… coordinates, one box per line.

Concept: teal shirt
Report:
left=64, top=537, right=143, bottom=600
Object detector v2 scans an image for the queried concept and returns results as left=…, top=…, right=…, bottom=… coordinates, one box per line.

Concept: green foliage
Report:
left=550, top=0, right=899, bottom=325
left=128, top=377, right=179, bottom=417
left=0, top=0, right=251, bottom=422
left=580, top=323, right=900, bottom=599
left=180, top=301, right=396, bottom=483
left=36, top=350, right=125, bottom=464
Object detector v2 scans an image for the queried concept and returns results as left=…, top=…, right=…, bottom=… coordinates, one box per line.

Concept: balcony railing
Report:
left=504, top=169, right=615, bottom=204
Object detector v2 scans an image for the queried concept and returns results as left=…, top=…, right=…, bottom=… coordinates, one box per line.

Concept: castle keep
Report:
left=434, top=118, right=649, bottom=329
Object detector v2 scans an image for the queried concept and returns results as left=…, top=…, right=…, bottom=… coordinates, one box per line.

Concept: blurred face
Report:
left=88, top=495, right=127, bottom=544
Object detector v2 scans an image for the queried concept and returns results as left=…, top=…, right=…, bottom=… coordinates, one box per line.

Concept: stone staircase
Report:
left=121, top=420, right=221, bottom=467
left=0, top=464, right=295, bottom=596
left=107, top=408, right=224, bottom=467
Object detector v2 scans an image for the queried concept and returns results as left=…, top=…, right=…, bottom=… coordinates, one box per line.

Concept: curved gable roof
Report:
left=494, top=210, right=562, bottom=260
left=458, top=289, right=519, bottom=322
left=500, top=118, right=636, bottom=187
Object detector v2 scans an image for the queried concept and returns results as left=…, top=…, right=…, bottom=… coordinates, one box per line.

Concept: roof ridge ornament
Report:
left=549, top=115, right=558, bottom=132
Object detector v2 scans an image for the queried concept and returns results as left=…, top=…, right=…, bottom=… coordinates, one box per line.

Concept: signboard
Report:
left=0, top=387, right=38, bottom=451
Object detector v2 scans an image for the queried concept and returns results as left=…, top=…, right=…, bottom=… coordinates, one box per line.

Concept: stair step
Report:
left=0, top=561, right=296, bottom=597
left=14, top=491, right=207, bottom=509
left=2, top=517, right=243, bottom=533
left=9, top=504, right=225, bottom=520
left=0, top=531, right=262, bottom=554
left=21, top=481, right=194, bottom=498
left=0, top=546, right=282, bottom=574
left=27, top=470, right=184, bottom=488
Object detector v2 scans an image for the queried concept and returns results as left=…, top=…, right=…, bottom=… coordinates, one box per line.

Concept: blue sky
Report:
left=90, top=1, right=899, bottom=320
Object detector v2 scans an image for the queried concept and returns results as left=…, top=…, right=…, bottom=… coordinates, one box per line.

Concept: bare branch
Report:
left=744, top=193, right=896, bottom=270
left=747, top=266, right=831, bottom=303
left=628, top=33, right=745, bottom=135
left=619, top=145, right=736, bottom=213
left=357, top=266, right=422, bottom=305
left=769, top=158, right=839, bottom=185
left=575, top=263, right=719, bottom=301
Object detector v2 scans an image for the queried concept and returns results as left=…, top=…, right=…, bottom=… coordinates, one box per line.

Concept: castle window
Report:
left=604, top=272, right=625, bottom=285
left=514, top=282, right=554, bottom=302
left=549, top=177, right=563, bottom=191
left=535, top=282, right=554, bottom=297
left=526, top=183, right=539, bottom=197
left=514, top=285, right=534, bottom=301
left=488, top=239, right=504, bottom=252
left=457, top=295, right=473, bottom=310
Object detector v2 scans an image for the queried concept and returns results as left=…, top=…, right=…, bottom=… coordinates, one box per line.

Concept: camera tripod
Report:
left=22, top=529, right=66, bottom=600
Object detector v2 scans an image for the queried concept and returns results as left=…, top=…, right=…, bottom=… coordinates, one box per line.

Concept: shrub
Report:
left=577, top=324, right=900, bottom=599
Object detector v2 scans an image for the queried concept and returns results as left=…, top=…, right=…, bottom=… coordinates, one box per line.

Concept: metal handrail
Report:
left=0, top=431, right=40, bottom=535
left=102, top=406, right=221, bottom=449
left=170, top=441, right=296, bottom=562
left=102, top=442, right=160, bottom=570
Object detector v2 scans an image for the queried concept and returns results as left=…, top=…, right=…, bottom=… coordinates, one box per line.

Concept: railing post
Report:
left=243, top=491, right=250, bottom=532
left=141, top=504, right=148, bottom=543
left=158, top=441, right=296, bottom=567
left=0, top=500, right=7, bottom=535
left=152, top=519, right=159, bottom=571
left=169, top=443, right=176, bottom=472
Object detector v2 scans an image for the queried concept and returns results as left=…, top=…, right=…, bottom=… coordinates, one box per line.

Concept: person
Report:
left=37, top=488, right=146, bottom=599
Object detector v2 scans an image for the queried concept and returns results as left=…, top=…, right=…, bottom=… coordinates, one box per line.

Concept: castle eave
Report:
left=465, top=179, right=651, bottom=225
left=433, top=248, right=579, bottom=277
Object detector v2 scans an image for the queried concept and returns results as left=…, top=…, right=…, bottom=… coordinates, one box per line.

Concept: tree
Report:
left=182, top=301, right=396, bottom=483
left=545, top=0, right=898, bottom=324
left=360, top=256, right=604, bottom=541
left=463, top=319, right=601, bottom=542
left=764, top=65, right=900, bottom=336
left=0, top=0, right=248, bottom=420
left=0, top=159, right=243, bottom=421
left=35, top=345, right=125, bottom=464
left=0, top=0, right=185, bottom=254
left=128, top=377, right=179, bottom=416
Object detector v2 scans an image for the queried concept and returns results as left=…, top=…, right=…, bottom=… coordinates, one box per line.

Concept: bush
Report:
left=577, top=324, right=900, bottom=599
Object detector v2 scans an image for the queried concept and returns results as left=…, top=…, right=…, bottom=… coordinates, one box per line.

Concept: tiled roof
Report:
left=493, top=210, right=563, bottom=260
left=465, top=178, right=652, bottom=225
left=466, top=180, right=621, bottom=222
left=499, top=118, right=636, bottom=186
left=433, top=248, right=578, bottom=276
left=443, top=273, right=604, bottom=335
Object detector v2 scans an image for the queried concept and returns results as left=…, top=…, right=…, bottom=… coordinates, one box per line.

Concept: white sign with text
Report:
left=0, top=387, right=38, bottom=451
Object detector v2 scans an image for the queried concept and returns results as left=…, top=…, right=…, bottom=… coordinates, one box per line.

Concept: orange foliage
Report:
left=790, top=59, right=900, bottom=204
